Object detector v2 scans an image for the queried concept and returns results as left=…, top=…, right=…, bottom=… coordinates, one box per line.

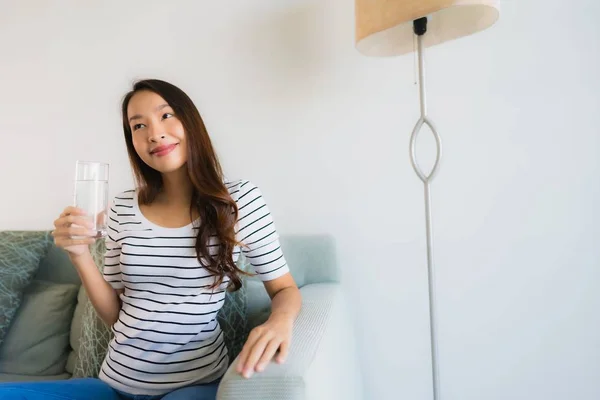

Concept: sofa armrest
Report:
left=217, top=283, right=363, bottom=400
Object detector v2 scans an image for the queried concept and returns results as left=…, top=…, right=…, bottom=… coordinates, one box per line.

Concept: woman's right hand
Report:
left=52, top=207, right=97, bottom=258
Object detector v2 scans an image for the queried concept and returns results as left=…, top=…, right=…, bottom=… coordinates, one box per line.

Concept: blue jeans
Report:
left=0, top=378, right=220, bottom=400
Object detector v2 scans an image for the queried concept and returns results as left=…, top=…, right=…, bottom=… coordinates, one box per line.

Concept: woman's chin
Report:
left=148, top=160, right=187, bottom=175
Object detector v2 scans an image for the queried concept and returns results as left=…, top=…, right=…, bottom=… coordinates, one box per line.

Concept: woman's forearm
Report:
left=70, top=251, right=121, bottom=326
left=268, top=286, right=302, bottom=323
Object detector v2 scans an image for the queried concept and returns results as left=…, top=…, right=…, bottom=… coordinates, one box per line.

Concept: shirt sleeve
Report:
left=235, top=180, right=290, bottom=281
left=103, top=198, right=123, bottom=290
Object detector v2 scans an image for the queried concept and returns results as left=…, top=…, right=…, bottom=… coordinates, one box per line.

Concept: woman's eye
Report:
left=133, top=123, right=145, bottom=131
left=162, top=113, right=173, bottom=120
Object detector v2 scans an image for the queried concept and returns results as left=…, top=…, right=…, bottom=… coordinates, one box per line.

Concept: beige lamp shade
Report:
left=355, top=0, right=500, bottom=57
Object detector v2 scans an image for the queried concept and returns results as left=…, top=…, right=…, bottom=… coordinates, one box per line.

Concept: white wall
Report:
left=1, top=1, right=599, bottom=399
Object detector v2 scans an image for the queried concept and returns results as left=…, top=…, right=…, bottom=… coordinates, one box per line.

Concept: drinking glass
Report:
left=73, top=161, right=109, bottom=238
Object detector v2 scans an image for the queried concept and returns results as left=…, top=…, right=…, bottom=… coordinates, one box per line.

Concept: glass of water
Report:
left=74, top=161, right=109, bottom=238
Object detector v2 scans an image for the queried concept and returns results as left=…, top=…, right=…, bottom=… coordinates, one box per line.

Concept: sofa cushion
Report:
left=0, top=231, right=49, bottom=344
left=0, top=280, right=78, bottom=376
left=34, top=240, right=80, bottom=285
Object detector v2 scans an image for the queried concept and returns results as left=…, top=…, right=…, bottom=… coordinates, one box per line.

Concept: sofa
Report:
left=0, top=231, right=363, bottom=400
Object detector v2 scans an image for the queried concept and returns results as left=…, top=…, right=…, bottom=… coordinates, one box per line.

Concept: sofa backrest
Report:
left=279, top=234, right=340, bottom=287
left=241, top=234, right=340, bottom=330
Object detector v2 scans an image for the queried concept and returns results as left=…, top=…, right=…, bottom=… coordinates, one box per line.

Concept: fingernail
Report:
left=244, top=370, right=253, bottom=379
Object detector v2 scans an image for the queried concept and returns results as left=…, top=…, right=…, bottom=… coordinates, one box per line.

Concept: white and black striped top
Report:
left=98, top=180, right=290, bottom=396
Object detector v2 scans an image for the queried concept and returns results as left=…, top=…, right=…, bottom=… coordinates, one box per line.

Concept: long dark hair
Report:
left=121, top=79, right=247, bottom=291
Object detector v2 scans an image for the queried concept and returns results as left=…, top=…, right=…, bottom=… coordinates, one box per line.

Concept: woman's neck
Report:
left=157, top=167, right=193, bottom=207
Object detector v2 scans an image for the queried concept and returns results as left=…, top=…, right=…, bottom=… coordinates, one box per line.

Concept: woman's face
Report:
left=127, top=90, right=187, bottom=174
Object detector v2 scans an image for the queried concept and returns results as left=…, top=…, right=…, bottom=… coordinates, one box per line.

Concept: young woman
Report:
left=0, top=79, right=301, bottom=400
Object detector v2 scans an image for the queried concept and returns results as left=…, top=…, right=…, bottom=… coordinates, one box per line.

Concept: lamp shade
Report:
left=355, top=0, right=500, bottom=57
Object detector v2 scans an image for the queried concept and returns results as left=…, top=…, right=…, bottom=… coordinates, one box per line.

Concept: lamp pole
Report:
left=409, top=16, right=442, bottom=400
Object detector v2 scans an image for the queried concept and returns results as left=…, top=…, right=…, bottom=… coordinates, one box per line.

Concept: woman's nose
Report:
left=148, top=123, right=166, bottom=142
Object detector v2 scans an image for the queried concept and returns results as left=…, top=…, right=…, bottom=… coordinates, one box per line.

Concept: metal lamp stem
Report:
left=410, top=17, right=442, bottom=400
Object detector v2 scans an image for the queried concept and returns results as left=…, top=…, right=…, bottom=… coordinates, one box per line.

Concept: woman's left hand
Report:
left=236, top=315, right=294, bottom=378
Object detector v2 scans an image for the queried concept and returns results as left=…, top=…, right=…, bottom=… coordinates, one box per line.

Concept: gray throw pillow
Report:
left=217, top=256, right=251, bottom=364
left=65, top=285, right=86, bottom=375
left=0, top=280, right=79, bottom=375
left=0, top=231, right=49, bottom=344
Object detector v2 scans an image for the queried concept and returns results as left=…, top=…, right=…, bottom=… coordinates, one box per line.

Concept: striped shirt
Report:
left=98, top=179, right=290, bottom=396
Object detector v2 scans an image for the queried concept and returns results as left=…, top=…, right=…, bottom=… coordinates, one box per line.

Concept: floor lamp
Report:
left=354, top=1, right=500, bottom=399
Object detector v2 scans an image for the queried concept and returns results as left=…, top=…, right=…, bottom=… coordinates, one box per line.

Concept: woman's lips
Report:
left=150, top=143, right=178, bottom=157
